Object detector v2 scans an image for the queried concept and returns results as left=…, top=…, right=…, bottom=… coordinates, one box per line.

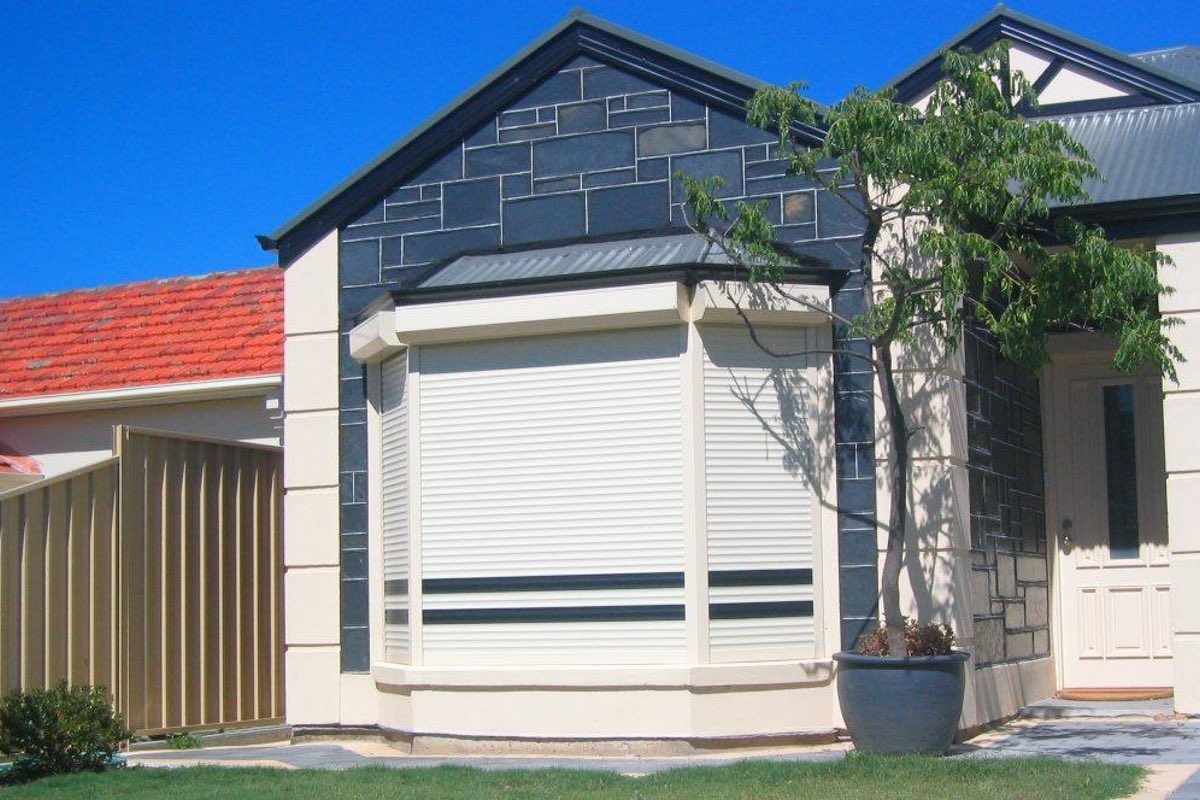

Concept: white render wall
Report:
left=1159, top=232, right=1200, bottom=713
left=0, top=393, right=280, bottom=478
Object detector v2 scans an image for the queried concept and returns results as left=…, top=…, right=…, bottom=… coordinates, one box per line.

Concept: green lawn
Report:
left=0, top=756, right=1143, bottom=800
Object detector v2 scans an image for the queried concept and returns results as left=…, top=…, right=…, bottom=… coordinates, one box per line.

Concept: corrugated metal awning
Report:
left=414, top=232, right=857, bottom=292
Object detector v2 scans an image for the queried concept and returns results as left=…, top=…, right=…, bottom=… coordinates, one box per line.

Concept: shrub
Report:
left=0, top=683, right=130, bottom=783
left=857, top=617, right=956, bottom=657
left=166, top=732, right=203, bottom=750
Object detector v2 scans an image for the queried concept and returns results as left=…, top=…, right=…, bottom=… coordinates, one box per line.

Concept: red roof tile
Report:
left=0, top=441, right=40, bottom=476
left=0, top=267, right=282, bottom=401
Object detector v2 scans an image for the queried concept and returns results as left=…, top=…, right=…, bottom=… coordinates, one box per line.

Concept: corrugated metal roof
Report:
left=1133, top=46, right=1200, bottom=86
left=1048, top=102, right=1200, bottom=206
left=418, top=234, right=726, bottom=288
left=414, top=233, right=857, bottom=290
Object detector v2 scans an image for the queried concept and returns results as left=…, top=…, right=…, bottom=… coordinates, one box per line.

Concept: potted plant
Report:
left=682, top=43, right=1178, bottom=754
left=833, top=620, right=968, bottom=754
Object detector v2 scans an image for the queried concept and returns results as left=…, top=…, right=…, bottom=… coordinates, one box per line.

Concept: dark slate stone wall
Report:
left=334, top=55, right=872, bottom=671
left=964, top=323, right=1050, bottom=667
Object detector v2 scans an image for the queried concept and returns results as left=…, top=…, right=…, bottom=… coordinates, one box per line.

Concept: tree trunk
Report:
left=875, top=339, right=909, bottom=657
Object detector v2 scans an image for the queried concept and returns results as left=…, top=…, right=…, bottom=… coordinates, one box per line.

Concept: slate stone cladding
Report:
left=334, top=56, right=871, bottom=671
left=964, top=322, right=1050, bottom=667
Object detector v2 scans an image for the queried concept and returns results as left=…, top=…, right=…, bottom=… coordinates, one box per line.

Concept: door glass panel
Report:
left=1102, top=384, right=1140, bottom=558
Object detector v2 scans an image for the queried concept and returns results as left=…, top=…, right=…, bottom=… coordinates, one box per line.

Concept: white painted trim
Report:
left=349, top=309, right=402, bottom=364
left=371, top=659, right=834, bottom=690
left=407, top=347, right=425, bottom=667
left=688, top=281, right=831, bottom=326
left=0, top=374, right=281, bottom=417
left=681, top=320, right=709, bottom=663
left=366, top=363, right=385, bottom=670
left=350, top=283, right=691, bottom=355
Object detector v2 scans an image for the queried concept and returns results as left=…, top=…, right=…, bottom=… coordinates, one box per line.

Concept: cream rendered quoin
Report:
left=1160, top=234, right=1200, bottom=713
left=280, top=230, right=378, bottom=725
left=332, top=280, right=845, bottom=742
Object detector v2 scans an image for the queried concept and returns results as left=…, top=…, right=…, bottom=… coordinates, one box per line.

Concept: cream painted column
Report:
left=282, top=230, right=345, bottom=725
left=1159, top=232, right=1200, bottom=714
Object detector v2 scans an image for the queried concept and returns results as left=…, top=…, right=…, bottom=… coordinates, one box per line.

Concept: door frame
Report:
left=1042, top=333, right=1171, bottom=691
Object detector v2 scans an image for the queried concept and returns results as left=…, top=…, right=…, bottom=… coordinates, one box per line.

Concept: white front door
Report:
left=1046, top=348, right=1172, bottom=690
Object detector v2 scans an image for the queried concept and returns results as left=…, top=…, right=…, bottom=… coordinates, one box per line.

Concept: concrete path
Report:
left=128, top=715, right=1200, bottom=797
left=128, top=739, right=848, bottom=775
left=962, top=718, right=1200, bottom=798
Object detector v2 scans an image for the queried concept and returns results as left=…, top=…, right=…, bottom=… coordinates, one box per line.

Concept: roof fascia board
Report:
left=264, top=12, right=822, bottom=265
left=890, top=8, right=1200, bottom=104
left=0, top=374, right=282, bottom=418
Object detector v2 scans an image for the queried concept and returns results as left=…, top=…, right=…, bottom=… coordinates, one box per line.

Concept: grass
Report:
left=0, top=755, right=1143, bottom=799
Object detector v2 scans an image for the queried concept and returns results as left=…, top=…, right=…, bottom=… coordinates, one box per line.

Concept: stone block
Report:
left=442, top=177, right=501, bottom=227
left=502, top=173, right=531, bottom=198
left=502, top=192, right=585, bottom=246
left=708, top=108, right=775, bottom=148
left=402, top=226, right=501, bottom=265
left=583, top=66, right=659, bottom=98
left=465, top=142, right=531, bottom=178
left=975, top=617, right=1005, bottom=664
left=670, top=92, right=705, bottom=121
left=499, top=123, right=557, bottom=143
left=783, top=191, right=816, bottom=224
left=817, top=189, right=865, bottom=238
left=339, top=239, right=380, bottom=286
left=583, top=168, right=636, bottom=188
left=610, top=107, right=671, bottom=128
left=534, top=176, right=580, bottom=194
left=1024, top=585, right=1048, bottom=627
left=515, top=70, right=581, bottom=107
left=638, top=122, right=706, bottom=156
left=587, top=182, right=669, bottom=236
left=557, top=100, right=607, bottom=134
left=533, top=131, right=634, bottom=177
left=672, top=150, right=743, bottom=198
left=1015, top=554, right=1048, bottom=582
left=627, top=90, right=668, bottom=109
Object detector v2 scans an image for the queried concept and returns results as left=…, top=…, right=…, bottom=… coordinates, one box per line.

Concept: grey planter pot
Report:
left=833, top=650, right=970, bottom=755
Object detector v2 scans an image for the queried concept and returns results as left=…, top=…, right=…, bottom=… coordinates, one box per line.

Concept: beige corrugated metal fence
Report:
left=0, top=426, right=283, bottom=735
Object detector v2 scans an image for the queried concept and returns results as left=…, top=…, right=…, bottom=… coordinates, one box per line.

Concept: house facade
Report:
left=0, top=267, right=284, bottom=485
left=266, top=8, right=1200, bottom=748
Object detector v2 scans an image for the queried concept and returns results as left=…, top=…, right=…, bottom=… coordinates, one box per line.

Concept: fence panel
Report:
left=116, top=427, right=284, bottom=735
left=0, top=427, right=283, bottom=736
left=0, top=459, right=122, bottom=701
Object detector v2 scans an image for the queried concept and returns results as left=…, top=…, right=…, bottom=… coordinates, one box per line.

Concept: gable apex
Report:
left=261, top=12, right=824, bottom=266
left=888, top=6, right=1200, bottom=109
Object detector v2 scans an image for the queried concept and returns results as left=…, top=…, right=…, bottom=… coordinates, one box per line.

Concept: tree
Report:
left=681, top=43, right=1181, bottom=658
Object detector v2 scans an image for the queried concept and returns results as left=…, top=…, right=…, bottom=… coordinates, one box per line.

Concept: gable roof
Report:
left=0, top=267, right=282, bottom=402
left=1134, top=46, right=1200, bottom=85
left=259, top=9, right=825, bottom=266
left=888, top=5, right=1200, bottom=105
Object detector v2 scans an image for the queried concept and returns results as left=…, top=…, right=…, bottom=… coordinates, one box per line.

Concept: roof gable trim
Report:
left=890, top=7, right=1200, bottom=106
left=263, top=11, right=823, bottom=265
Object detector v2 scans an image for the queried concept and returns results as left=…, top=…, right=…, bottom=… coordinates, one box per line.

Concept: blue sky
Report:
left=1, top=0, right=1195, bottom=297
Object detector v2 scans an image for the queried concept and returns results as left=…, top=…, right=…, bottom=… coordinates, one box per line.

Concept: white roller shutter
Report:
left=702, top=324, right=819, bottom=661
left=380, top=351, right=410, bottom=663
left=417, top=327, right=686, bottom=666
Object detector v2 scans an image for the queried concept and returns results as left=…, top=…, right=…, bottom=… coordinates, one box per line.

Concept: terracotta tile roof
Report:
left=0, top=267, right=282, bottom=401
left=0, top=441, right=40, bottom=476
